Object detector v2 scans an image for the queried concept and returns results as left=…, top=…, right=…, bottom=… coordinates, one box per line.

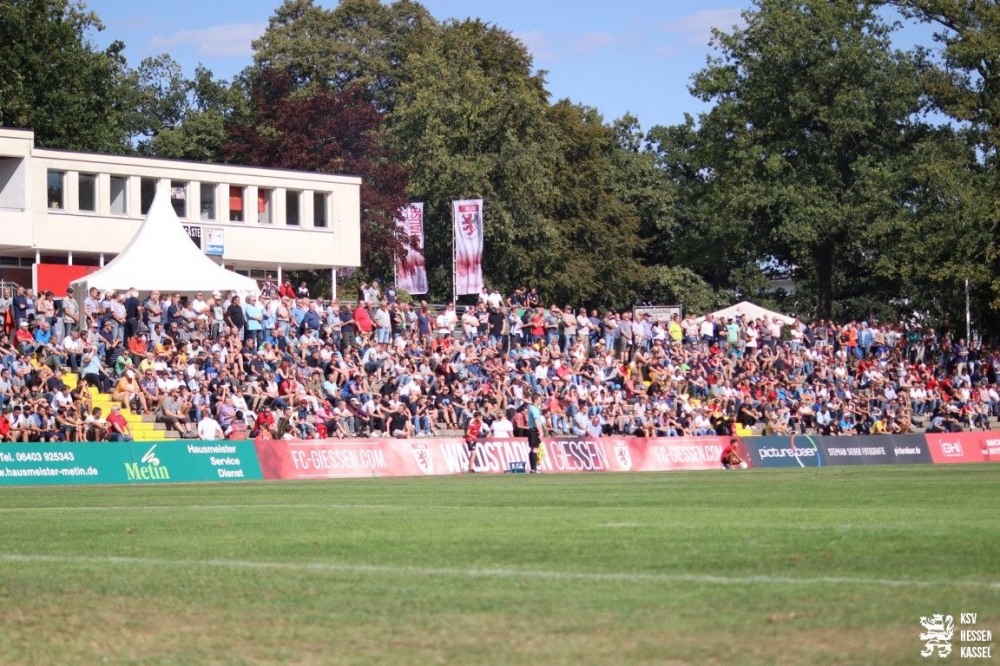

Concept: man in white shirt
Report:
left=61, top=329, right=86, bottom=372
left=191, top=292, right=210, bottom=331
left=490, top=410, right=515, bottom=438
left=197, top=413, right=224, bottom=440
left=585, top=414, right=604, bottom=438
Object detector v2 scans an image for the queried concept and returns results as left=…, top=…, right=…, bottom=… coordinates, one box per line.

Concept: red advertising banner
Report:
left=924, top=432, right=1000, bottom=464
left=394, top=203, right=427, bottom=295
left=599, top=436, right=735, bottom=472
left=254, top=436, right=738, bottom=480
left=254, top=438, right=437, bottom=479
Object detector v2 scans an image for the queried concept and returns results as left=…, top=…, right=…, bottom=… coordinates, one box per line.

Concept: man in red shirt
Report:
left=353, top=301, right=373, bottom=341
left=465, top=412, right=485, bottom=474
left=14, top=321, right=35, bottom=355
left=106, top=405, right=133, bottom=442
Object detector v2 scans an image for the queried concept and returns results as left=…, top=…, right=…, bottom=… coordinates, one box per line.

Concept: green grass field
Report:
left=1, top=466, right=998, bottom=665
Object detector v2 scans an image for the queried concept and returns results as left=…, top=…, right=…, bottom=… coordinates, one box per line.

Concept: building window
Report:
left=0, top=157, right=25, bottom=210
left=286, top=190, right=300, bottom=225
left=47, top=171, right=65, bottom=210
left=258, top=188, right=272, bottom=224
left=110, top=176, right=127, bottom=215
left=170, top=181, right=187, bottom=218
left=314, top=192, right=327, bottom=228
left=140, top=178, right=157, bottom=215
left=200, top=183, right=216, bottom=221
left=229, top=185, right=244, bottom=222
left=78, top=173, right=97, bottom=212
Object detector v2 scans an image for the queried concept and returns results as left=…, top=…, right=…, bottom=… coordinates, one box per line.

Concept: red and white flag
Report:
left=452, top=199, right=484, bottom=296
left=394, top=203, right=427, bottom=294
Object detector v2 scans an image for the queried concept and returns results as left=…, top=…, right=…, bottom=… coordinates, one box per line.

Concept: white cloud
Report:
left=574, top=32, right=615, bottom=54
left=516, top=29, right=644, bottom=65
left=150, top=22, right=267, bottom=58
left=515, top=30, right=562, bottom=64
left=662, top=8, right=745, bottom=47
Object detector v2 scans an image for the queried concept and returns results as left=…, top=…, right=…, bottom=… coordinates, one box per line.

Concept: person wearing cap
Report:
left=13, top=319, right=36, bottom=356
left=113, top=369, right=148, bottom=414
left=61, top=286, right=80, bottom=338
left=105, top=404, right=133, bottom=442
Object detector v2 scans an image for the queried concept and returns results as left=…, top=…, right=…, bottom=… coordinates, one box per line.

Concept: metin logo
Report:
left=125, top=444, right=171, bottom=481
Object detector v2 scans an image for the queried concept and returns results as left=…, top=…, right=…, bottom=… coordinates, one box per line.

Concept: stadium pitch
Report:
left=1, top=467, right=998, bottom=665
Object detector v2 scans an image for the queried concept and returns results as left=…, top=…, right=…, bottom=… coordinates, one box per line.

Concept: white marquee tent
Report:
left=70, top=189, right=259, bottom=297
left=698, top=301, right=796, bottom=326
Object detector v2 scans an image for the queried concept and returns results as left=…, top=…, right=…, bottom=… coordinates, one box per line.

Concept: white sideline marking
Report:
left=0, top=504, right=415, bottom=512
left=1, top=553, right=997, bottom=590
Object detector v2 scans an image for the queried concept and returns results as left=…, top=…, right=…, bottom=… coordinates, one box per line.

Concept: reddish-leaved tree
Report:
left=225, top=68, right=409, bottom=277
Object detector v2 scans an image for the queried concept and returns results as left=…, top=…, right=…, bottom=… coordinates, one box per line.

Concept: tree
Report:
left=251, top=0, right=435, bottom=111
left=0, top=0, right=134, bottom=152
left=887, top=1, right=1000, bottom=162
left=880, top=1, right=1000, bottom=328
left=679, top=0, right=925, bottom=319
left=608, top=114, right=677, bottom=268
left=224, top=69, right=409, bottom=276
left=539, top=102, right=650, bottom=308
left=390, top=18, right=557, bottom=302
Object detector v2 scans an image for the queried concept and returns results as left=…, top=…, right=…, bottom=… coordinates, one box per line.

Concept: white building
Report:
left=0, top=127, right=361, bottom=293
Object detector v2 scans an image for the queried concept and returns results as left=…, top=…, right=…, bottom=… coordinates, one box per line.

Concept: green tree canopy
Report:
left=673, top=0, right=925, bottom=319
left=0, top=0, right=134, bottom=152
left=389, top=18, right=557, bottom=302
left=251, top=0, right=436, bottom=111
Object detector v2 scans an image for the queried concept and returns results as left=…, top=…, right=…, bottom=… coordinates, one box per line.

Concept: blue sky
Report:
left=87, top=1, right=935, bottom=132
left=87, top=0, right=751, bottom=131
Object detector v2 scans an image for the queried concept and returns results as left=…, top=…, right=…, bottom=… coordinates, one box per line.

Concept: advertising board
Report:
left=0, top=441, right=262, bottom=486
left=924, top=432, right=1000, bottom=464
left=815, top=435, right=932, bottom=466
left=745, top=435, right=823, bottom=468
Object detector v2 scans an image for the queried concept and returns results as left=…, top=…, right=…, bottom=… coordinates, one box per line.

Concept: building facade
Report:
left=0, top=128, right=361, bottom=292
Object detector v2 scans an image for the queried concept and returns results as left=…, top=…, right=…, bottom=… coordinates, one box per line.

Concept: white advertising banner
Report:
left=452, top=198, right=484, bottom=296
left=394, top=203, right=427, bottom=294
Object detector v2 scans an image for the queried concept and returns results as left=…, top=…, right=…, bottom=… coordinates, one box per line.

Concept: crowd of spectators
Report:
left=0, top=278, right=998, bottom=443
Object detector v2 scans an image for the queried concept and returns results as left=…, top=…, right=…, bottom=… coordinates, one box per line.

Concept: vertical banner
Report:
left=452, top=199, right=484, bottom=296
left=394, top=203, right=428, bottom=294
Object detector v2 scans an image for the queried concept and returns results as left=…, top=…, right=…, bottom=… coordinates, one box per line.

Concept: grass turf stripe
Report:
left=2, top=553, right=997, bottom=590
